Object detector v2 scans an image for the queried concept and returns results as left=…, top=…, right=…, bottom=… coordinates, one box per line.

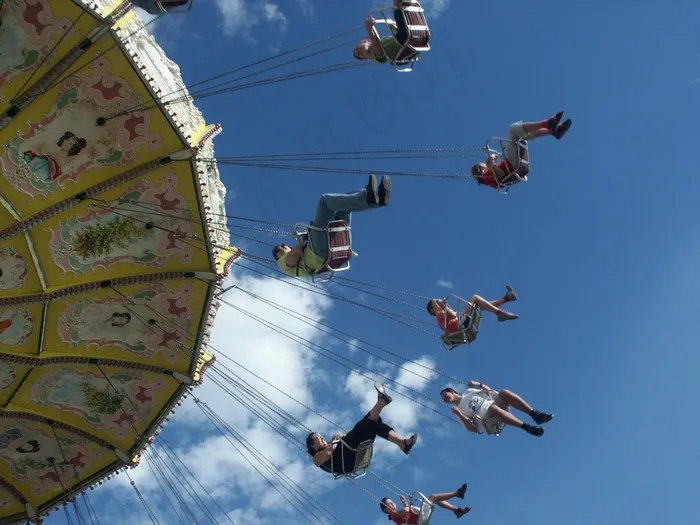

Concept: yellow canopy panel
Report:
left=0, top=0, right=234, bottom=521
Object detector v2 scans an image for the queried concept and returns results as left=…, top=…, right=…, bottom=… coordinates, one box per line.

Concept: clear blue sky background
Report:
left=49, top=0, right=700, bottom=523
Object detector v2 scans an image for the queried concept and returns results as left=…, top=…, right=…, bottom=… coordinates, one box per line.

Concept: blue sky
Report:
left=49, top=0, right=700, bottom=523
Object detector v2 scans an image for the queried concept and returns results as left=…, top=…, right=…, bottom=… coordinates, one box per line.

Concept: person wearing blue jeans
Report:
left=273, top=175, right=391, bottom=278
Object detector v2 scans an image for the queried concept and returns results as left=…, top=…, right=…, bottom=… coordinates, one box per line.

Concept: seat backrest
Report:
left=327, top=220, right=352, bottom=268
left=354, top=440, right=373, bottom=471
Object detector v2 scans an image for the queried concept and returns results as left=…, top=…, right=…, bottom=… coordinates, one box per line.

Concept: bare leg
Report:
left=387, top=430, right=410, bottom=450
left=521, top=121, right=550, bottom=133
left=436, top=501, right=459, bottom=511
left=490, top=296, right=507, bottom=307
left=498, top=389, right=533, bottom=415
left=367, top=397, right=389, bottom=421
left=429, top=490, right=459, bottom=504
left=488, top=404, right=525, bottom=428
left=470, top=295, right=504, bottom=315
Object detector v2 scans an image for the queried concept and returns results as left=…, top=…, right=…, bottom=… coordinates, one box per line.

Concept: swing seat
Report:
left=408, top=492, right=435, bottom=525
left=292, top=220, right=352, bottom=282
left=439, top=295, right=482, bottom=351
left=329, top=439, right=374, bottom=480
left=136, top=0, right=193, bottom=15
left=369, top=1, right=431, bottom=72
left=483, top=137, right=530, bottom=194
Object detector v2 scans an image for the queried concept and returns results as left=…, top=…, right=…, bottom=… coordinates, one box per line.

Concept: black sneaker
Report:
left=522, top=423, right=544, bottom=437
left=548, top=110, right=564, bottom=130
left=456, top=483, right=467, bottom=499
left=374, top=381, right=392, bottom=405
left=403, top=433, right=418, bottom=455
left=554, top=119, right=572, bottom=140
left=531, top=410, right=553, bottom=425
left=504, top=285, right=518, bottom=302
left=378, top=175, right=391, bottom=206
left=365, top=174, right=379, bottom=206
left=497, top=311, right=519, bottom=322
left=455, top=507, right=471, bottom=519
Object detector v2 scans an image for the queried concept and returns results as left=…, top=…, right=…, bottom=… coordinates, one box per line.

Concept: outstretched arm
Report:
left=364, top=16, right=385, bottom=58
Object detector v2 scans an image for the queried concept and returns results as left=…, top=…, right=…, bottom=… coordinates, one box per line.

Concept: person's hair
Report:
left=426, top=300, right=435, bottom=316
left=380, top=497, right=391, bottom=515
left=440, top=387, right=457, bottom=398
left=306, top=432, right=318, bottom=456
left=471, top=163, right=482, bottom=178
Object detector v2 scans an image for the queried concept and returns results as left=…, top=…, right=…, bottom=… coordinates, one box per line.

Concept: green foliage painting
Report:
left=79, top=382, right=126, bottom=415
left=72, top=217, right=146, bottom=259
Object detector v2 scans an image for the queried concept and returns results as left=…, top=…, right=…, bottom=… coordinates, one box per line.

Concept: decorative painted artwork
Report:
left=56, top=282, right=194, bottom=362
left=0, top=246, right=29, bottom=291
left=0, top=0, right=72, bottom=96
left=0, top=362, right=19, bottom=393
left=48, top=173, right=196, bottom=273
left=0, top=485, right=17, bottom=511
left=0, top=308, right=35, bottom=346
left=0, top=419, right=108, bottom=497
left=0, top=56, right=161, bottom=199
left=28, top=366, right=167, bottom=441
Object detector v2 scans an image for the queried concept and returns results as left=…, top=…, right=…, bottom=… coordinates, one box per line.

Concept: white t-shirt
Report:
left=457, top=388, right=494, bottom=433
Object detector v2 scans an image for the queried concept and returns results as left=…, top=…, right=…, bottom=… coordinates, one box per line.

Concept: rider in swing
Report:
left=426, top=285, right=519, bottom=335
left=273, top=175, right=391, bottom=278
left=306, top=382, right=418, bottom=476
left=441, top=381, right=553, bottom=438
left=353, top=0, right=421, bottom=64
left=380, top=484, right=471, bottom=523
left=471, top=112, right=573, bottom=190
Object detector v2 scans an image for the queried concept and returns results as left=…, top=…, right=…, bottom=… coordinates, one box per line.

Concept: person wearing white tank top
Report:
left=440, top=381, right=554, bottom=437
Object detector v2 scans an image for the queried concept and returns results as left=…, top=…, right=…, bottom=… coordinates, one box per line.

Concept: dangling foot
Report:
left=504, top=285, right=518, bottom=302
left=365, top=174, right=379, bottom=206
left=378, top=175, right=391, bottom=207
left=554, top=118, right=572, bottom=140
left=547, top=110, right=564, bottom=130
left=455, top=507, right=471, bottom=519
left=522, top=423, right=545, bottom=437
left=374, top=381, right=393, bottom=405
left=496, top=310, right=519, bottom=322
left=530, top=410, right=553, bottom=425
left=456, top=483, right=467, bottom=499
left=403, top=433, right=418, bottom=455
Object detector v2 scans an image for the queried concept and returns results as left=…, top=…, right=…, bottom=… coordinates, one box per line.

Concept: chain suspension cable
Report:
left=157, top=436, right=238, bottom=525
left=211, top=159, right=472, bottom=180
left=219, top=146, right=484, bottom=160
left=10, top=9, right=86, bottom=103
left=20, top=14, right=164, bottom=106
left=145, top=447, right=201, bottom=525
left=227, top=284, right=466, bottom=386
left=335, top=275, right=433, bottom=301
left=221, top=298, right=451, bottom=421
left=103, top=61, right=365, bottom=122
left=194, top=401, right=321, bottom=525
left=125, top=469, right=161, bottom=525
left=147, top=444, right=216, bottom=525
left=192, top=400, right=345, bottom=525
left=236, top=257, right=440, bottom=334
left=146, top=26, right=364, bottom=109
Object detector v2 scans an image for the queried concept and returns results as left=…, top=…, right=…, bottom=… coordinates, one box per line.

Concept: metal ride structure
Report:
left=0, top=0, right=235, bottom=522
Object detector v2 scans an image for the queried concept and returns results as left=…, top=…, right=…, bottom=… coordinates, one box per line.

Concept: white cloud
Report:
left=104, top=267, right=340, bottom=522
left=297, top=0, right=314, bottom=17
left=214, top=0, right=289, bottom=39
left=436, top=279, right=453, bottom=289
left=419, top=0, right=451, bottom=18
